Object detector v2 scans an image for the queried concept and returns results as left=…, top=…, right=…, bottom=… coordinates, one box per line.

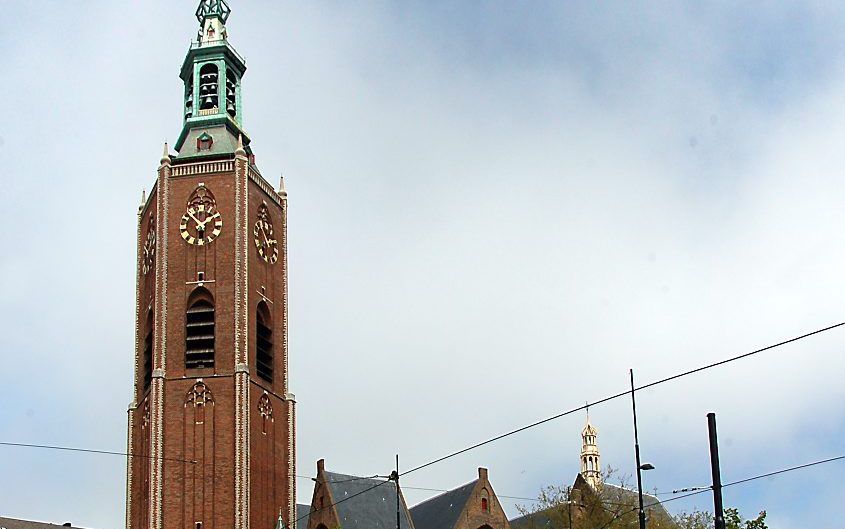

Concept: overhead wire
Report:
left=592, top=454, right=845, bottom=529
left=0, top=441, right=196, bottom=464
left=2, top=323, right=843, bottom=525
left=401, top=321, right=845, bottom=476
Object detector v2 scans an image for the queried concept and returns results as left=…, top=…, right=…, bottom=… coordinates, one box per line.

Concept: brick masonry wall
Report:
left=129, top=157, right=293, bottom=529
left=453, top=469, right=512, bottom=529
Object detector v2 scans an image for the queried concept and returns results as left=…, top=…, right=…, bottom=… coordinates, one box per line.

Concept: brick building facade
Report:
left=125, top=3, right=295, bottom=529
left=410, top=468, right=511, bottom=529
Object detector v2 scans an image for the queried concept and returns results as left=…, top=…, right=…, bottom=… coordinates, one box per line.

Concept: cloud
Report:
left=1, top=1, right=843, bottom=527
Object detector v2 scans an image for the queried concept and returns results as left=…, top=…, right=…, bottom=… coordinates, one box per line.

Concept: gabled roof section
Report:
left=0, top=518, right=89, bottom=529
left=174, top=124, right=252, bottom=161
left=409, top=479, right=478, bottom=529
left=510, top=475, right=675, bottom=529
left=508, top=510, right=554, bottom=529
left=598, top=481, right=671, bottom=522
left=323, top=471, right=414, bottom=529
left=295, top=504, right=311, bottom=529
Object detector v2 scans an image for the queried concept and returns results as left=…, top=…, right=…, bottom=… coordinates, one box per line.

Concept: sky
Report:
left=1, top=1, right=845, bottom=528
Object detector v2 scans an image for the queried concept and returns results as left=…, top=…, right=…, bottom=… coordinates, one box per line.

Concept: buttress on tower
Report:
left=127, top=3, right=295, bottom=529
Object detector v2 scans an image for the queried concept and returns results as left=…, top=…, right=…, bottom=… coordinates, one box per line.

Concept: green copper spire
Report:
left=196, top=0, right=231, bottom=25
left=175, top=0, right=250, bottom=160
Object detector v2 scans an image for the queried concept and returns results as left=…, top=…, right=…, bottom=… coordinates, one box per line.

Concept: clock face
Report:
left=180, top=202, right=222, bottom=246
left=253, top=206, right=279, bottom=264
left=142, top=215, right=156, bottom=275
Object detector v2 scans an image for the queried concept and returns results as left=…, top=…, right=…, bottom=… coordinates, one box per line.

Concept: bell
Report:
left=203, top=96, right=214, bottom=106
left=227, top=102, right=236, bottom=113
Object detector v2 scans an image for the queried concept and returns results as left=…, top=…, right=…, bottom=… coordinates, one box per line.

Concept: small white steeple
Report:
left=580, top=407, right=601, bottom=489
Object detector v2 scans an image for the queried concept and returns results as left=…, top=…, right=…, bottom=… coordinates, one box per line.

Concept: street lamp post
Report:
left=630, top=369, right=654, bottom=529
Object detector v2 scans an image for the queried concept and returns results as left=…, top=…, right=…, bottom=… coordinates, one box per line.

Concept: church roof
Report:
left=600, top=482, right=671, bottom=522
left=508, top=476, right=675, bottom=529
left=508, top=508, right=556, bottom=529
left=174, top=124, right=251, bottom=161
left=409, top=479, right=478, bottom=529
left=295, top=504, right=310, bottom=529
left=581, top=422, right=598, bottom=436
left=0, top=518, right=89, bottom=529
left=323, top=471, right=415, bottom=529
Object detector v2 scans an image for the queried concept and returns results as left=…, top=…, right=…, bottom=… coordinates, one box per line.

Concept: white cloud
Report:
left=1, top=2, right=843, bottom=527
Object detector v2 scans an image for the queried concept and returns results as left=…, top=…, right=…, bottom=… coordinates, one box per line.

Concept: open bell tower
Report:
left=126, top=3, right=295, bottom=529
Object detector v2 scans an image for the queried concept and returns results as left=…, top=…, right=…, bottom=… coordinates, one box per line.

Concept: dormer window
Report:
left=197, top=133, right=213, bottom=151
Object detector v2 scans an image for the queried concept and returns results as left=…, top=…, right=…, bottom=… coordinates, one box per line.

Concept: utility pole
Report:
left=707, top=413, right=726, bottom=529
left=566, top=486, right=573, bottom=529
left=630, top=369, right=646, bottom=529
left=395, top=454, right=400, bottom=529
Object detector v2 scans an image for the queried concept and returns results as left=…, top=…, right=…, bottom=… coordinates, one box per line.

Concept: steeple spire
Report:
left=580, top=412, right=601, bottom=489
left=175, top=0, right=249, bottom=160
left=196, top=0, right=231, bottom=45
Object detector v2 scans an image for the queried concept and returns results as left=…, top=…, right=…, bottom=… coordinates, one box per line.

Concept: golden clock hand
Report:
left=188, top=210, right=203, bottom=226
left=198, top=211, right=220, bottom=229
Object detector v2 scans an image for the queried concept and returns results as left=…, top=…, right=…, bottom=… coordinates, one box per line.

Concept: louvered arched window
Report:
left=186, top=288, right=215, bottom=369
left=199, top=63, right=219, bottom=111
left=256, top=301, right=273, bottom=382
left=143, top=309, right=154, bottom=391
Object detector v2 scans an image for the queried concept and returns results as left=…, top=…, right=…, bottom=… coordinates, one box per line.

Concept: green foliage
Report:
left=672, top=509, right=713, bottom=529
left=673, top=507, right=766, bottom=529
left=724, top=508, right=767, bottom=529
left=519, top=469, right=768, bottom=529
left=516, top=468, right=675, bottom=529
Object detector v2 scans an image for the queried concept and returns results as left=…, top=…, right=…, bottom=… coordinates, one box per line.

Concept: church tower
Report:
left=126, top=3, right=295, bottom=529
left=580, top=413, right=601, bottom=489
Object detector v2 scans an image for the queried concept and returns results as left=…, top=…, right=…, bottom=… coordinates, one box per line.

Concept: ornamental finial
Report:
left=278, top=174, right=287, bottom=196
left=235, top=134, right=247, bottom=157
left=160, top=142, right=171, bottom=166
left=196, top=0, right=231, bottom=25
left=196, top=0, right=231, bottom=44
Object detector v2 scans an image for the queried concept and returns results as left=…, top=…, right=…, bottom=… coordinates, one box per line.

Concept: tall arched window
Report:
left=186, top=288, right=215, bottom=369
left=143, top=309, right=154, bottom=391
left=256, top=301, right=273, bottom=382
left=225, top=74, right=237, bottom=118
left=184, top=75, right=194, bottom=119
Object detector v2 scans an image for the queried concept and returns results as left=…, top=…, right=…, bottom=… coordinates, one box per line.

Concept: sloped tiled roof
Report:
left=0, top=518, right=89, bottom=529
left=509, top=477, right=674, bottom=529
left=409, top=479, right=477, bottom=529
left=295, top=504, right=311, bottom=529
left=508, top=508, right=556, bottom=529
left=324, top=471, right=414, bottom=529
left=601, top=483, right=671, bottom=522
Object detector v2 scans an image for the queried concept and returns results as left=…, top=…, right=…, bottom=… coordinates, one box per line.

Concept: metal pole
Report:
left=630, top=369, right=646, bottom=529
left=707, top=413, right=726, bottom=529
left=395, top=454, right=400, bottom=529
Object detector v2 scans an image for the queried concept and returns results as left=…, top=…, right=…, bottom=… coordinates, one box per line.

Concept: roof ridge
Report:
left=409, top=479, right=478, bottom=510
left=322, top=470, right=385, bottom=484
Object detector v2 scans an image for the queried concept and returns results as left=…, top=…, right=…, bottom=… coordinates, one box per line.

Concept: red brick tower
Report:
left=126, top=3, right=295, bottom=529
